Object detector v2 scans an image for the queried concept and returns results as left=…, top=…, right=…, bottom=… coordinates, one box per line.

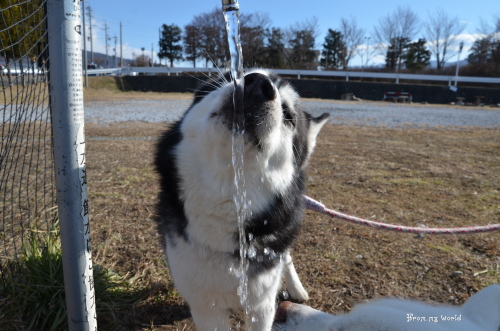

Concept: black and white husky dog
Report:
left=155, top=69, right=329, bottom=330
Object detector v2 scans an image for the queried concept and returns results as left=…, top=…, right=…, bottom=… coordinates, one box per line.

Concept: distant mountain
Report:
left=84, top=51, right=134, bottom=68
left=428, top=59, right=468, bottom=69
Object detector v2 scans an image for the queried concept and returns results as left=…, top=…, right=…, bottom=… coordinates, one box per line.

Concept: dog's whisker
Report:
left=185, top=72, right=223, bottom=90
left=204, top=51, right=229, bottom=85
left=188, top=88, right=210, bottom=94
left=198, top=70, right=226, bottom=88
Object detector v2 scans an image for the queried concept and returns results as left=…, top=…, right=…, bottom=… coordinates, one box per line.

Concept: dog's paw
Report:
left=287, top=283, right=309, bottom=302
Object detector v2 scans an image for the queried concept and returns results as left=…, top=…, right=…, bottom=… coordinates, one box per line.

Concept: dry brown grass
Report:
left=85, top=114, right=500, bottom=330
left=83, top=76, right=192, bottom=102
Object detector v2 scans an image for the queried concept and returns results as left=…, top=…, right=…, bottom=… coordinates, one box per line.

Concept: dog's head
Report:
left=157, top=69, right=329, bottom=253
left=181, top=69, right=329, bottom=176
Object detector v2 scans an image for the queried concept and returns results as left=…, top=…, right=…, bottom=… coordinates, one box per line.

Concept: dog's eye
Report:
left=282, top=104, right=295, bottom=127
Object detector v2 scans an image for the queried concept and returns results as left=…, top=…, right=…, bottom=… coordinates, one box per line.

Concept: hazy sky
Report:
left=84, top=0, right=499, bottom=67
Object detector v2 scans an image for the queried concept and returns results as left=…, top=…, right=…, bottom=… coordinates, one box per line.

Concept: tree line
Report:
left=0, top=0, right=47, bottom=73
left=158, top=6, right=500, bottom=76
left=0, top=3, right=498, bottom=77
left=158, top=8, right=321, bottom=70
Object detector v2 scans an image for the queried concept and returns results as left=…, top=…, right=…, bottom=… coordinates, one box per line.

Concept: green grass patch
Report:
left=0, top=224, right=148, bottom=330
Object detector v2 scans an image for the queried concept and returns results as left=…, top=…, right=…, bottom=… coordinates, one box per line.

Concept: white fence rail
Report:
left=87, top=67, right=500, bottom=86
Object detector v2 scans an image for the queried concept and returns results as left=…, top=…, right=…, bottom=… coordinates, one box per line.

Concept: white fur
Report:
left=164, top=70, right=327, bottom=330
left=283, top=252, right=309, bottom=302
left=273, top=284, right=500, bottom=331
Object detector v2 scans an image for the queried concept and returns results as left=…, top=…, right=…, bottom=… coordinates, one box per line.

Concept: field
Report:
left=83, top=88, right=500, bottom=329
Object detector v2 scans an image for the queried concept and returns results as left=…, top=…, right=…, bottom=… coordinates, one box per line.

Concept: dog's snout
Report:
left=244, top=73, right=276, bottom=102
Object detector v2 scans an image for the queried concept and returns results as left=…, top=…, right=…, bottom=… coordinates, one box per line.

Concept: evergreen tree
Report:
left=0, top=0, right=46, bottom=74
left=321, top=29, right=344, bottom=69
left=263, top=27, right=286, bottom=69
left=385, top=37, right=410, bottom=70
left=289, top=29, right=316, bottom=69
left=468, top=37, right=495, bottom=64
left=404, top=38, right=431, bottom=70
left=158, top=24, right=183, bottom=67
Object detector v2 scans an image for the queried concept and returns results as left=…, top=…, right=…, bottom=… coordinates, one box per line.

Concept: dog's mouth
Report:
left=219, top=72, right=280, bottom=146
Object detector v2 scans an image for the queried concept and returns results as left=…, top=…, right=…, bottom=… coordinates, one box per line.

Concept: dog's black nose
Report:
left=244, top=73, right=276, bottom=102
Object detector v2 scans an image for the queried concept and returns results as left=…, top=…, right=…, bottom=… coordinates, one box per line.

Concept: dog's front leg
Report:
left=246, top=294, right=277, bottom=331
left=245, top=263, right=285, bottom=330
left=283, top=251, right=309, bottom=302
left=189, top=303, right=230, bottom=331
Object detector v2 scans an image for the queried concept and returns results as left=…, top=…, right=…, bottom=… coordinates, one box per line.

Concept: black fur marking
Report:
left=243, top=171, right=306, bottom=277
left=155, top=120, right=189, bottom=247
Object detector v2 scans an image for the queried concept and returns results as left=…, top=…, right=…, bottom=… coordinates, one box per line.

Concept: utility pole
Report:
left=158, top=27, right=161, bottom=66
left=151, top=43, right=154, bottom=67
left=113, top=36, right=117, bottom=67
left=86, top=4, right=93, bottom=63
left=120, top=21, right=123, bottom=68
left=104, top=21, right=109, bottom=68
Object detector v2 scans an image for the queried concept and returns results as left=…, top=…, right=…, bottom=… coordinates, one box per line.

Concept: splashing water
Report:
left=222, top=0, right=253, bottom=323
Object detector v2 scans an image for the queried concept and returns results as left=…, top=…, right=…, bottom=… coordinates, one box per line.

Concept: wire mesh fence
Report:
left=0, top=0, right=56, bottom=277
left=1, top=1, right=98, bottom=328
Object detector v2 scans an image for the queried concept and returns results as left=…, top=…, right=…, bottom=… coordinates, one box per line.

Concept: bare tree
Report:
left=373, top=6, right=420, bottom=70
left=186, top=8, right=272, bottom=68
left=183, top=24, right=202, bottom=67
left=360, top=36, right=377, bottom=69
left=469, top=15, right=500, bottom=74
left=477, top=15, right=500, bottom=35
left=339, top=16, right=365, bottom=69
left=135, top=54, right=150, bottom=67
left=285, top=17, right=321, bottom=48
left=424, top=8, right=466, bottom=69
left=240, top=12, right=272, bottom=67
left=284, top=17, right=320, bottom=69
left=189, top=7, right=227, bottom=68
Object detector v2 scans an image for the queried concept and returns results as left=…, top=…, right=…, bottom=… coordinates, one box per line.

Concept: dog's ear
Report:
left=302, top=112, right=329, bottom=168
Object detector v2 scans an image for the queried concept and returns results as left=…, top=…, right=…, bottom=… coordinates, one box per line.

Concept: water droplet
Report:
left=247, top=245, right=256, bottom=259
left=245, top=305, right=253, bottom=315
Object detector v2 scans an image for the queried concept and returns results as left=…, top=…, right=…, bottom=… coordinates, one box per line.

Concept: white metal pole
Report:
left=454, top=41, right=464, bottom=87
left=46, top=0, right=97, bottom=329
left=120, top=21, right=123, bottom=69
left=105, top=21, right=109, bottom=68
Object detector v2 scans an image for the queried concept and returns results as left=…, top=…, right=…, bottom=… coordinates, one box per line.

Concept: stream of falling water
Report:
left=222, top=0, right=253, bottom=327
